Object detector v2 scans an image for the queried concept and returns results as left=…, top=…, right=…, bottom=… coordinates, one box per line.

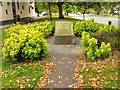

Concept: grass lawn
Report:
left=2, top=58, right=47, bottom=88
left=73, top=50, right=119, bottom=89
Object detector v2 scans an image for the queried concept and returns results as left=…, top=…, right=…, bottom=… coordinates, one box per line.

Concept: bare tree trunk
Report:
left=48, top=2, right=52, bottom=20
left=83, top=12, right=85, bottom=20
left=83, top=8, right=86, bottom=20
left=57, top=2, right=64, bottom=19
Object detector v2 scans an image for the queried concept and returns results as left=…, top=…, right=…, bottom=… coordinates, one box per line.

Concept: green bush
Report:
left=81, top=31, right=111, bottom=60
left=2, top=29, right=48, bottom=62
left=81, top=31, right=90, bottom=49
left=74, top=18, right=99, bottom=36
left=85, top=37, right=99, bottom=60
left=29, top=20, right=53, bottom=38
left=4, top=20, right=53, bottom=39
left=4, top=22, right=22, bottom=39
left=98, top=24, right=119, bottom=33
left=99, top=42, right=111, bottom=58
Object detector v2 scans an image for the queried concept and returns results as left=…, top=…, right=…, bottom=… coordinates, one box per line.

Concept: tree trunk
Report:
left=83, top=12, right=85, bottom=20
left=57, top=2, right=64, bottom=19
left=83, top=8, right=86, bottom=20
left=48, top=2, right=52, bottom=20
left=66, top=11, right=68, bottom=15
left=36, top=8, right=39, bottom=17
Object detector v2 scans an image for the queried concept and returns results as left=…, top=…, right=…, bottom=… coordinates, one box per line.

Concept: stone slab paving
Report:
left=45, top=36, right=84, bottom=88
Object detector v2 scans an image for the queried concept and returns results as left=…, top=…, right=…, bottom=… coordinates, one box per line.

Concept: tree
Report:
left=35, top=2, right=48, bottom=17
left=56, top=2, right=64, bottom=19
left=76, top=2, right=93, bottom=20
left=35, top=2, right=40, bottom=17
left=48, top=2, right=52, bottom=20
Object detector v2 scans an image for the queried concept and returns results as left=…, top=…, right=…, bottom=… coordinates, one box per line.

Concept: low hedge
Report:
left=4, top=20, right=53, bottom=39
left=2, top=21, right=53, bottom=62
left=81, top=31, right=111, bottom=60
left=2, top=29, right=48, bottom=62
left=74, top=18, right=99, bottom=36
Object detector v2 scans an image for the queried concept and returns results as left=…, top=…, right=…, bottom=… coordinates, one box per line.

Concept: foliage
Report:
left=81, top=31, right=90, bottom=49
left=98, top=24, right=119, bottom=33
left=81, top=32, right=111, bottom=60
left=4, top=21, right=53, bottom=39
left=29, top=20, right=53, bottom=38
left=2, top=59, right=47, bottom=88
left=94, top=30, right=120, bottom=50
left=85, top=37, right=99, bottom=60
left=2, top=28, right=48, bottom=62
left=74, top=19, right=99, bottom=36
left=99, top=42, right=111, bottom=58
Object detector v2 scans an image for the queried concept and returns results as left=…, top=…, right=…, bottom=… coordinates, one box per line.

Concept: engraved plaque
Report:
left=54, top=21, right=75, bottom=45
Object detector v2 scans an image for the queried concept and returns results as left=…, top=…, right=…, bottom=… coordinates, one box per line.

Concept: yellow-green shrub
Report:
left=4, top=20, right=53, bottom=39
left=74, top=18, right=99, bottom=36
left=81, top=32, right=111, bottom=60
left=2, top=29, right=48, bottom=62
left=98, top=24, right=119, bottom=33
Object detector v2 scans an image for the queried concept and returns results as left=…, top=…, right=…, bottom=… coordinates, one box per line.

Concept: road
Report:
left=69, top=13, right=120, bottom=27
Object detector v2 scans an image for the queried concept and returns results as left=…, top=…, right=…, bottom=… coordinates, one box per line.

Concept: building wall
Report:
left=0, top=2, right=13, bottom=22
left=15, top=2, right=35, bottom=18
left=0, top=0, right=35, bottom=25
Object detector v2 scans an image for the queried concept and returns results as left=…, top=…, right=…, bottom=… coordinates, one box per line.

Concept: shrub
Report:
left=99, top=42, right=111, bottom=58
left=4, top=20, right=53, bottom=39
left=4, top=22, right=22, bottom=39
left=98, top=24, right=119, bottom=33
left=2, top=29, right=48, bottom=62
left=85, top=37, right=99, bottom=60
left=74, top=18, right=99, bottom=36
left=81, top=31, right=90, bottom=49
left=30, top=20, right=53, bottom=38
left=81, top=31, right=111, bottom=60
left=94, top=30, right=120, bottom=49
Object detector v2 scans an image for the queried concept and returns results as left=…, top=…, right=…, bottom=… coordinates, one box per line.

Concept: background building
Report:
left=0, top=0, right=35, bottom=25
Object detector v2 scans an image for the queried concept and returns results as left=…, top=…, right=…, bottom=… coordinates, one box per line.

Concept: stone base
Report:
left=54, top=35, right=75, bottom=45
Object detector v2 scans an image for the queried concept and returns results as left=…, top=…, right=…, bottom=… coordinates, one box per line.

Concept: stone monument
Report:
left=54, top=21, right=75, bottom=45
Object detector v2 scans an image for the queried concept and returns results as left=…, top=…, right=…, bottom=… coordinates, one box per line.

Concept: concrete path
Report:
left=45, top=36, right=84, bottom=88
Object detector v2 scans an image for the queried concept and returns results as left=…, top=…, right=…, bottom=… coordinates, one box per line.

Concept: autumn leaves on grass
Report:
left=70, top=50, right=119, bottom=88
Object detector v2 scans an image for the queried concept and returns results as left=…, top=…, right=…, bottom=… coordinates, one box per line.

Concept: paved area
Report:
left=69, top=13, right=120, bottom=27
left=45, top=36, right=84, bottom=88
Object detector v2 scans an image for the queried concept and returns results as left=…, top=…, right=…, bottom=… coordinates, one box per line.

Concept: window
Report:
left=21, top=11, right=22, bottom=14
left=31, top=7, right=34, bottom=9
left=17, top=0, right=19, bottom=9
left=7, top=2, right=10, bottom=5
left=6, top=10, right=8, bottom=14
left=30, top=2, right=33, bottom=4
left=22, top=6, right=24, bottom=9
left=29, top=6, right=30, bottom=13
left=0, top=1, right=3, bottom=6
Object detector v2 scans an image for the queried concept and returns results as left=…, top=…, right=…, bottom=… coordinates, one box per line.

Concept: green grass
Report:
left=77, top=51, right=119, bottom=88
left=2, top=58, right=47, bottom=88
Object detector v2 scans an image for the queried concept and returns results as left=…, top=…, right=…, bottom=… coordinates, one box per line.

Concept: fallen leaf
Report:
left=68, top=61, right=71, bottom=64
left=58, top=76, right=62, bottom=79
left=79, top=75, right=83, bottom=79
left=58, top=81, right=62, bottom=84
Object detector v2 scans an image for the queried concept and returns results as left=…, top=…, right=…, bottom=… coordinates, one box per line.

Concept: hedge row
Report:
left=2, top=20, right=53, bottom=62
left=74, top=18, right=119, bottom=36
